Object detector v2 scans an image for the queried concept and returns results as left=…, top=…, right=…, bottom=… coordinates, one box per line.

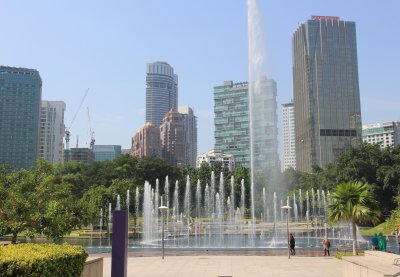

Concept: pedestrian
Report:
left=289, top=233, right=296, bottom=255
left=371, top=234, right=379, bottom=250
left=322, top=236, right=330, bottom=256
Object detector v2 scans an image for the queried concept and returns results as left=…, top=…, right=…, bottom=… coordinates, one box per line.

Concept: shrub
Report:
left=0, top=243, right=88, bottom=277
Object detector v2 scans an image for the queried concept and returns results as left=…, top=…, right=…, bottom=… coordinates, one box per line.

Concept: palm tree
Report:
left=328, top=181, right=380, bottom=255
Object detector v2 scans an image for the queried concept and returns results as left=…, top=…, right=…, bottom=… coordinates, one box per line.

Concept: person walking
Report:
left=322, top=236, right=330, bottom=256
left=289, top=233, right=296, bottom=255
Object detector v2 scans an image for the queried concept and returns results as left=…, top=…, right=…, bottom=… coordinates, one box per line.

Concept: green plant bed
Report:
left=0, top=243, right=88, bottom=277
left=336, top=252, right=364, bottom=260
left=359, top=222, right=393, bottom=236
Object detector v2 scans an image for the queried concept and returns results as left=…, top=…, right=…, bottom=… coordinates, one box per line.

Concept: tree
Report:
left=0, top=169, right=36, bottom=243
left=0, top=160, right=82, bottom=243
left=328, top=181, right=380, bottom=255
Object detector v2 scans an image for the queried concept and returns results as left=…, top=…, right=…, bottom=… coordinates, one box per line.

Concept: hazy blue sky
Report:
left=1, top=0, right=399, bottom=154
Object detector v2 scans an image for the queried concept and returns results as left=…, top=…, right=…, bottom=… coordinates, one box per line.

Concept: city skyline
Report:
left=1, top=1, right=399, bottom=155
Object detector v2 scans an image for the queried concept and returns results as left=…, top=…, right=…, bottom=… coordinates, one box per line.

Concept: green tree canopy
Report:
left=328, top=181, right=380, bottom=255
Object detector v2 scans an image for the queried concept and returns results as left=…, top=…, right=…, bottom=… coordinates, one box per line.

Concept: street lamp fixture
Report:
left=158, top=205, right=168, bottom=260
left=281, top=205, right=292, bottom=259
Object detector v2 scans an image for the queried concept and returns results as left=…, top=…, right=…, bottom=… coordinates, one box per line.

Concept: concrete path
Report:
left=100, top=255, right=342, bottom=277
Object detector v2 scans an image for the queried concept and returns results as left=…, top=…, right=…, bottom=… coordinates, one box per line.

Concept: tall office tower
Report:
left=65, top=148, right=94, bottom=164
left=214, top=81, right=250, bottom=168
left=362, top=122, right=400, bottom=149
left=178, top=106, right=198, bottom=168
left=160, top=109, right=185, bottom=165
left=145, top=61, right=178, bottom=127
left=93, top=145, right=122, bottom=161
left=0, top=66, right=42, bottom=168
left=250, top=76, right=279, bottom=177
left=293, top=16, right=362, bottom=172
left=39, top=101, right=66, bottom=165
left=131, top=122, right=161, bottom=158
left=214, top=79, right=279, bottom=173
left=282, top=102, right=296, bottom=170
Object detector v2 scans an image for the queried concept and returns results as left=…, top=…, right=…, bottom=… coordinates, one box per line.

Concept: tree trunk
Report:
left=11, top=232, right=18, bottom=244
left=352, top=217, right=357, bottom=255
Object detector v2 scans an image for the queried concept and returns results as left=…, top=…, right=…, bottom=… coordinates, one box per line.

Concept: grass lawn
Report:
left=359, top=222, right=394, bottom=236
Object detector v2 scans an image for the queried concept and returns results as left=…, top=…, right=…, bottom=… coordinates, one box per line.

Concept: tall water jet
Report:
left=230, top=176, right=235, bottom=211
left=135, top=186, right=140, bottom=228
left=164, top=176, right=170, bottom=232
left=299, top=189, right=303, bottom=220
left=219, top=172, right=225, bottom=220
left=116, top=195, right=121, bottom=210
left=247, top=0, right=279, bottom=219
left=293, top=190, right=298, bottom=222
left=196, top=180, right=201, bottom=219
left=143, top=181, right=155, bottom=243
left=173, top=181, right=179, bottom=221
left=205, top=183, right=210, bottom=218
left=126, top=190, right=130, bottom=211
left=240, top=179, right=245, bottom=219
left=210, top=171, right=215, bottom=216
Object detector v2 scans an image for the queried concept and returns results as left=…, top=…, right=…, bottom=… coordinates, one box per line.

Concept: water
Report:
left=48, top=0, right=373, bottom=254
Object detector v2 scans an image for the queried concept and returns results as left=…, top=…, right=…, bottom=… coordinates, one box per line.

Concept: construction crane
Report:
left=87, top=107, right=95, bottom=150
left=65, top=88, right=90, bottom=150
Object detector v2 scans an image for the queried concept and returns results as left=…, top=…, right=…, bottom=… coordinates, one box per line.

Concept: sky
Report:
left=1, top=0, right=399, bottom=155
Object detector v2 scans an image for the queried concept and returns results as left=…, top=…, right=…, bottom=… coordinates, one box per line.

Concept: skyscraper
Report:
left=0, top=66, right=42, bottom=168
left=214, top=79, right=279, bottom=173
left=160, top=109, right=185, bottom=166
left=293, top=16, right=362, bottom=172
left=131, top=122, right=161, bottom=158
left=145, top=61, right=178, bottom=127
left=178, top=106, right=197, bottom=168
left=214, top=81, right=250, bottom=168
left=93, top=145, right=122, bottom=161
left=39, top=101, right=66, bottom=165
left=282, top=102, right=296, bottom=171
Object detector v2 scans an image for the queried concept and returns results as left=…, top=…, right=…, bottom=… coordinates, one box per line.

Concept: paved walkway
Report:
left=100, top=255, right=342, bottom=277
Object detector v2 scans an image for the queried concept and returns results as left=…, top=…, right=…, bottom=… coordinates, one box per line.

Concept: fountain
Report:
left=82, top=0, right=370, bottom=254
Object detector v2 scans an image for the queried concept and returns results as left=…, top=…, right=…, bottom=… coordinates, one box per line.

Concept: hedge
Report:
left=0, top=243, right=88, bottom=277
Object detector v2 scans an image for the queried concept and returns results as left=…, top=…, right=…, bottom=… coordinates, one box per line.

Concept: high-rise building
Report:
left=0, top=66, right=42, bottom=168
left=178, top=106, right=197, bottom=168
left=282, top=102, right=296, bottom=170
left=93, top=145, right=122, bottom=161
left=39, top=101, right=66, bottom=165
left=249, top=77, right=279, bottom=176
left=160, top=109, right=185, bottom=165
left=214, top=81, right=250, bottom=168
left=214, top=79, right=279, bottom=174
left=64, top=148, right=94, bottom=164
left=145, top=61, right=178, bottom=127
left=131, top=122, right=161, bottom=158
left=362, top=122, right=400, bottom=149
left=293, top=16, right=362, bottom=172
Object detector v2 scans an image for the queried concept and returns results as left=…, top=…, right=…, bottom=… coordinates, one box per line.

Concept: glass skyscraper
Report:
left=293, top=16, right=362, bottom=172
left=39, top=101, right=66, bottom=165
left=93, top=145, right=122, bottom=161
left=0, top=66, right=42, bottom=168
left=145, top=61, right=178, bottom=127
left=178, top=106, right=198, bottom=168
left=214, top=79, right=279, bottom=174
left=214, top=81, right=250, bottom=168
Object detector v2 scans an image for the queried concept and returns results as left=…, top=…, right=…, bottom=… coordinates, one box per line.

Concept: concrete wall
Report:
left=82, top=257, right=103, bottom=277
left=342, top=251, right=400, bottom=277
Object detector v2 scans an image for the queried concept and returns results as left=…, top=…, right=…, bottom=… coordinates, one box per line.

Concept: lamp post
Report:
left=281, top=205, right=292, bottom=259
left=158, top=205, right=168, bottom=260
